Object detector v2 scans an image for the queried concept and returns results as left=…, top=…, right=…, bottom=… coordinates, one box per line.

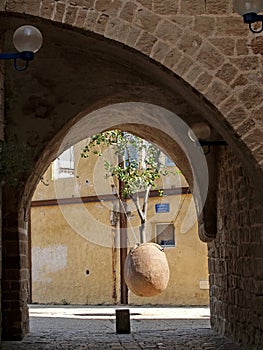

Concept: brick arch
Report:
left=1, top=0, right=263, bottom=172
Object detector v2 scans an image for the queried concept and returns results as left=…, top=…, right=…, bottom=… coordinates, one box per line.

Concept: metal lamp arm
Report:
left=0, top=51, right=34, bottom=71
left=243, top=13, right=263, bottom=33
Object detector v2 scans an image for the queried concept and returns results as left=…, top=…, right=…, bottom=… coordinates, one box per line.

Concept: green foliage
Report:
left=0, top=141, right=34, bottom=186
left=81, top=130, right=178, bottom=243
left=81, top=130, right=173, bottom=198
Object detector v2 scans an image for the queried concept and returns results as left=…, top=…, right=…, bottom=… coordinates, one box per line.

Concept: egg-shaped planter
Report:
left=124, top=242, right=170, bottom=297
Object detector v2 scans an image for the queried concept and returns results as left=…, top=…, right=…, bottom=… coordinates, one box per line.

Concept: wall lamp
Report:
left=233, top=0, right=263, bottom=33
left=0, top=25, right=43, bottom=71
left=188, top=122, right=227, bottom=155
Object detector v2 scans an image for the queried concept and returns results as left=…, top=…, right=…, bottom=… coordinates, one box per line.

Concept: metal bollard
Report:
left=115, top=309, right=131, bottom=334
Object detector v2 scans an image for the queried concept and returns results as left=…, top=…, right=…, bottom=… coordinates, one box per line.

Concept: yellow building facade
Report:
left=31, top=139, right=209, bottom=306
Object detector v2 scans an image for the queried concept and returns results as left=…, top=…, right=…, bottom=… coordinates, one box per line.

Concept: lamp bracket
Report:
left=0, top=51, right=34, bottom=71
left=196, top=140, right=227, bottom=155
left=199, top=141, right=227, bottom=146
left=243, top=12, right=263, bottom=33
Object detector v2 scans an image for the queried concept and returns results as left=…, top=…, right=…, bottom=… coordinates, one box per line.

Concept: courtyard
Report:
left=0, top=305, right=245, bottom=349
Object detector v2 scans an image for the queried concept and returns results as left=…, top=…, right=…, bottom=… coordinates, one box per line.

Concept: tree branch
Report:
left=142, top=184, right=151, bottom=220
left=130, top=193, right=145, bottom=223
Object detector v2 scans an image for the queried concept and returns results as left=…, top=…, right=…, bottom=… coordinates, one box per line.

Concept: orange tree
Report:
left=81, top=130, right=174, bottom=243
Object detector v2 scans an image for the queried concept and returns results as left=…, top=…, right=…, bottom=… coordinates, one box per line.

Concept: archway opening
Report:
left=1, top=15, right=261, bottom=347
left=29, top=115, right=210, bottom=307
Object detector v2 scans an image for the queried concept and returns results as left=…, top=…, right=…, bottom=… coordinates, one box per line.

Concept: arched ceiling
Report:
left=0, top=16, right=262, bottom=205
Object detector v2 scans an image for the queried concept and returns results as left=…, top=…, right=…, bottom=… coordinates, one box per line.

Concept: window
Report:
left=155, top=223, right=175, bottom=247
left=53, top=146, right=75, bottom=179
left=124, top=142, right=139, bottom=167
left=165, top=155, right=175, bottom=167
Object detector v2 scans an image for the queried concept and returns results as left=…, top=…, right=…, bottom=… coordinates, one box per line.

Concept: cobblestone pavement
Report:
left=0, top=305, right=246, bottom=349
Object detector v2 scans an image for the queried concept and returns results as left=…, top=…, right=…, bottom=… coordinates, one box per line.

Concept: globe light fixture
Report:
left=188, top=122, right=227, bottom=154
left=0, top=25, right=43, bottom=71
left=233, top=0, right=263, bottom=33
left=188, top=122, right=212, bottom=143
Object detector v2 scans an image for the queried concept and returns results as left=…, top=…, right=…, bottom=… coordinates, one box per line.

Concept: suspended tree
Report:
left=81, top=129, right=175, bottom=244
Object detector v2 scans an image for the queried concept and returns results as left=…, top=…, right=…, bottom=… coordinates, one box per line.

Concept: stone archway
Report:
left=1, top=0, right=262, bottom=172
left=0, top=2, right=262, bottom=348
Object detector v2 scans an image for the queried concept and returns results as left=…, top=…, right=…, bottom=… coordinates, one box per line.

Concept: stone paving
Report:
left=0, top=305, right=246, bottom=349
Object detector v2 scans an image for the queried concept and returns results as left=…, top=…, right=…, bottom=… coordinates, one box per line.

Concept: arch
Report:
left=0, top=3, right=262, bottom=345
left=29, top=102, right=214, bottom=244
left=0, top=15, right=260, bottom=204
left=1, top=0, right=262, bottom=173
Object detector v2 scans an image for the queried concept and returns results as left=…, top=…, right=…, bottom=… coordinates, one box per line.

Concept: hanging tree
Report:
left=81, top=130, right=174, bottom=297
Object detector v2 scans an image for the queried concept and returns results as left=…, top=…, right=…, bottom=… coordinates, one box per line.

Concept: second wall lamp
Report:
left=0, top=25, right=43, bottom=71
left=188, top=122, right=227, bottom=155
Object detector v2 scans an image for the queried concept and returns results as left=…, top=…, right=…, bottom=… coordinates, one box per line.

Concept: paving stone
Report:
left=0, top=306, right=246, bottom=350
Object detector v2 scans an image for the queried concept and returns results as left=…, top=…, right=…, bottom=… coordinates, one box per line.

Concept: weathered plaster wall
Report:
left=130, top=195, right=209, bottom=305
left=31, top=204, right=118, bottom=305
left=209, top=149, right=263, bottom=350
left=31, top=198, right=209, bottom=306
left=31, top=142, right=209, bottom=306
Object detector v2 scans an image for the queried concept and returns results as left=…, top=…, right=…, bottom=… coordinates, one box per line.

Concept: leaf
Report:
left=81, top=129, right=178, bottom=224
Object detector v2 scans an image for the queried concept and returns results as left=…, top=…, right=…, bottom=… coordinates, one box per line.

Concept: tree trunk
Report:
left=139, top=220, right=146, bottom=243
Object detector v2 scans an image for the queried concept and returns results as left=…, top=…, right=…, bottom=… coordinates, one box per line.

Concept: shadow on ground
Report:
left=0, top=306, right=245, bottom=349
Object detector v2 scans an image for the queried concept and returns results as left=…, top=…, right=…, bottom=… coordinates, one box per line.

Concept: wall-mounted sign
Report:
left=155, top=203, right=170, bottom=213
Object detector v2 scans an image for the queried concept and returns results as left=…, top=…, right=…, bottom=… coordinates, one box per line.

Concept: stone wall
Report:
left=0, top=0, right=262, bottom=346
left=0, top=41, right=4, bottom=141
left=1, top=185, right=29, bottom=340
left=0, top=34, right=4, bottom=342
left=0, top=186, right=1, bottom=342
left=1, top=0, right=263, bottom=171
left=209, top=148, right=263, bottom=349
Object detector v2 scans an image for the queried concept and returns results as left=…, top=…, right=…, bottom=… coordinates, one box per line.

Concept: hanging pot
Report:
left=124, top=242, right=170, bottom=297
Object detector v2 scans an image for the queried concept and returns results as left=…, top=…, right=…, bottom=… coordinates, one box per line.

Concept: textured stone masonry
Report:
left=209, top=149, right=263, bottom=350
left=0, top=0, right=262, bottom=348
left=0, top=0, right=262, bottom=169
left=0, top=39, right=4, bottom=141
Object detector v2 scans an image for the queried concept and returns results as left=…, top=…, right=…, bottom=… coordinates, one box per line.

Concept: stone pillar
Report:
left=209, top=149, right=263, bottom=349
left=0, top=186, right=2, bottom=341
left=198, top=147, right=219, bottom=242
left=1, top=184, right=29, bottom=340
left=0, top=31, right=5, bottom=342
left=0, top=29, right=4, bottom=141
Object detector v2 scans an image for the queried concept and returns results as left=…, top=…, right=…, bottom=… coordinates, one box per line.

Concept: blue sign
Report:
left=155, top=203, right=170, bottom=213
